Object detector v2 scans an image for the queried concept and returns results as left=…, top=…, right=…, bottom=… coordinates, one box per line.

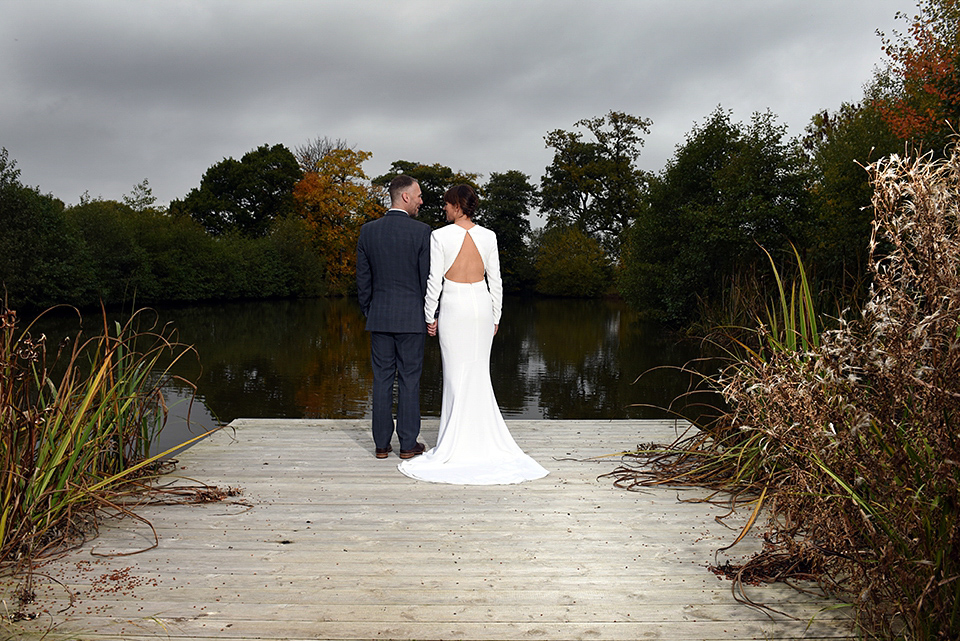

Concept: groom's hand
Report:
left=427, top=321, right=438, bottom=336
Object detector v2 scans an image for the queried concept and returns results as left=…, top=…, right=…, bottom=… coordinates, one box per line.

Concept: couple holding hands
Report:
left=356, top=175, right=548, bottom=485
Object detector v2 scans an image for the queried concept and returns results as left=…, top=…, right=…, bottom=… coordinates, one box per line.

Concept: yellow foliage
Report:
left=294, top=149, right=385, bottom=295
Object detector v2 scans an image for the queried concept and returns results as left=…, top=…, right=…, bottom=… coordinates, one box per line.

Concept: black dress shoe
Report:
left=375, top=445, right=393, bottom=459
left=399, top=442, right=426, bottom=459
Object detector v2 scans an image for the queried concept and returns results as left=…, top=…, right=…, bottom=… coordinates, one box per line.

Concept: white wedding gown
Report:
left=398, top=224, right=548, bottom=485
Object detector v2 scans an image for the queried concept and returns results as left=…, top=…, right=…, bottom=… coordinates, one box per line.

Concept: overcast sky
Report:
left=1, top=0, right=913, bottom=208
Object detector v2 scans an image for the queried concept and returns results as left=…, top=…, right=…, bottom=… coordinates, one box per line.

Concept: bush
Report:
left=65, top=200, right=152, bottom=305
left=270, top=216, right=326, bottom=298
left=132, top=211, right=221, bottom=302
left=533, top=225, right=609, bottom=297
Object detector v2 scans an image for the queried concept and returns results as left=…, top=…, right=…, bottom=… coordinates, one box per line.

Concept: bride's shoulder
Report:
left=433, top=224, right=461, bottom=238
left=471, top=224, right=496, bottom=240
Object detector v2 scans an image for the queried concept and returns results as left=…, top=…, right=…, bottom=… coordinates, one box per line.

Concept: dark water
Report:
left=27, top=296, right=719, bottom=451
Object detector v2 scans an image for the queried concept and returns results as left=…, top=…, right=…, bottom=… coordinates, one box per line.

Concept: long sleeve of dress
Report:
left=486, top=233, right=503, bottom=325
left=424, top=231, right=444, bottom=323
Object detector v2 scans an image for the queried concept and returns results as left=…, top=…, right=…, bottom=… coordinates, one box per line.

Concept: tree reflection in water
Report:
left=155, top=296, right=715, bottom=424
left=30, top=297, right=719, bottom=450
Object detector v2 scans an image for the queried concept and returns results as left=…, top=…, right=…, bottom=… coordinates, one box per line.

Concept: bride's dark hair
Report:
left=443, top=184, right=479, bottom=219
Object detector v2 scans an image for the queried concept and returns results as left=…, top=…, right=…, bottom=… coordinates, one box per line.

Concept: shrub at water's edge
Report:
left=0, top=306, right=215, bottom=576
left=532, top=225, right=611, bottom=297
left=610, top=146, right=960, bottom=640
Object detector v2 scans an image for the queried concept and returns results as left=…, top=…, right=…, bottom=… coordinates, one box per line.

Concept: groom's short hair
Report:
left=389, top=174, right=418, bottom=205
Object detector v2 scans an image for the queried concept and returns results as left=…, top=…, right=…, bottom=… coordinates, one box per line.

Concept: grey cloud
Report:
left=0, top=0, right=909, bottom=205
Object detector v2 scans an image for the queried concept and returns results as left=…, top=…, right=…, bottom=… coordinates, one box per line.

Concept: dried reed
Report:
left=0, top=306, right=204, bottom=575
left=611, top=146, right=960, bottom=640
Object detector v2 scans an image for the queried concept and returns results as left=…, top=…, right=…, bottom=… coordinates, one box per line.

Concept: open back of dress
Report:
left=444, top=229, right=485, bottom=284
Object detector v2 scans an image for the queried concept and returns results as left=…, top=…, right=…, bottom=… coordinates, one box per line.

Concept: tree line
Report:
left=2, top=1, right=956, bottom=325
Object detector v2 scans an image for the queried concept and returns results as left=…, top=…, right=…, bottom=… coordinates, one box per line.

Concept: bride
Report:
left=398, top=184, right=549, bottom=485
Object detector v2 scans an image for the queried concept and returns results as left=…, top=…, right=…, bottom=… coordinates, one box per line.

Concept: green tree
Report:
left=802, top=101, right=900, bottom=293
left=621, top=108, right=811, bottom=323
left=122, top=178, right=158, bottom=213
left=0, top=148, right=324, bottom=308
left=124, top=211, right=219, bottom=302
left=534, top=225, right=609, bottom=298
left=268, top=216, right=326, bottom=298
left=0, top=148, right=87, bottom=308
left=171, top=144, right=303, bottom=238
left=540, top=110, right=652, bottom=253
left=372, top=161, right=479, bottom=228
left=64, top=200, right=151, bottom=305
left=475, top=170, right=537, bottom=293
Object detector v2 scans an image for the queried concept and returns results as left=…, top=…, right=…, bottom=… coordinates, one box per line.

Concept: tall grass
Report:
left=610, top=146, right=960, bottom=640
left=0, top=306, right=202, bottom=571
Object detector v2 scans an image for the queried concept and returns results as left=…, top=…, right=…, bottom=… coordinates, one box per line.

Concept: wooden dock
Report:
left=6, top=419, right=854, bottom=640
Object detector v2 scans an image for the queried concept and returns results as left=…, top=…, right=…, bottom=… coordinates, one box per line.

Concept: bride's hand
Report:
left=493, top=324, right=499, bottom=336
left=427, top=320, right=438, bottom=337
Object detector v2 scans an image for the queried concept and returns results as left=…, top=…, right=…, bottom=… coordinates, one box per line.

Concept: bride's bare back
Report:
left=445, top=229, right=485, bottom=283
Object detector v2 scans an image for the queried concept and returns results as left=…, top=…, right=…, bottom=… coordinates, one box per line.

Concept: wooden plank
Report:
left=26, top=582, right=836, bottom=606
left=9, top=618, right=854, bottom=641
left=4, top=419, right=855, bottom=641
left=14, top=593, right=850, bottom=620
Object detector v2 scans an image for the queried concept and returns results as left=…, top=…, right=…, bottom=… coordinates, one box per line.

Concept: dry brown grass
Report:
left=610, top=146, right=960, bottom=640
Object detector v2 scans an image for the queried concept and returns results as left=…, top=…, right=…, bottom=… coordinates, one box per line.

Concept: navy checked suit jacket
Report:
left=356, top=210, right=432, bottom=333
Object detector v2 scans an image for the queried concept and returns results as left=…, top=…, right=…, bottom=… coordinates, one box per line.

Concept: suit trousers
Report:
left=370, top=332, right=424, bottom=451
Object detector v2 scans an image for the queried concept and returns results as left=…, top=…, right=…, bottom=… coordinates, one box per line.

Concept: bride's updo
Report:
left=444, top=184, right=479, bottom=219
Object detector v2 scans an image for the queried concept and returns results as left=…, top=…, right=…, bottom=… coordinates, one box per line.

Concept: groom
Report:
left=356, top=175, right=431, bottom=460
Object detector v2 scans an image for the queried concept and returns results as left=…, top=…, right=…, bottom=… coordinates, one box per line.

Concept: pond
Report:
left=28, top=296, right=721, bottom=453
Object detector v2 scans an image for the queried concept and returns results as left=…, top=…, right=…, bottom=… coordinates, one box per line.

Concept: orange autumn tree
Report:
left=294, top=148, right=385, bottom=295
left=875, top=0, right=960, bottom=150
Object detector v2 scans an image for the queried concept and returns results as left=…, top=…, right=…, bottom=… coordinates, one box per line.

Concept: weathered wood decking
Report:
left=6, top=419, right=854, bottom=640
